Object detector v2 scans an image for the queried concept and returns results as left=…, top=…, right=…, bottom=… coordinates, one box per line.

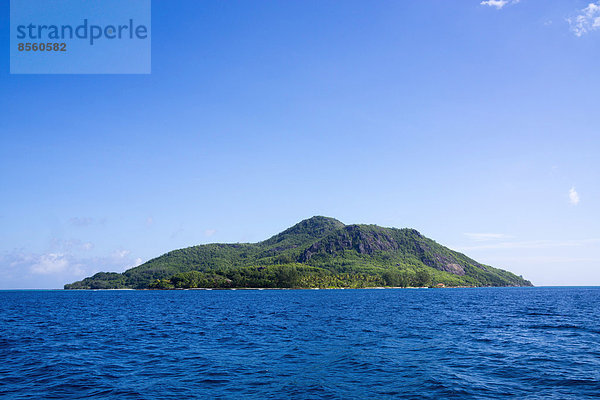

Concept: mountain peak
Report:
left=261, top=216, right=345, bottom=247
left=288, top=216, right=345, bottom=233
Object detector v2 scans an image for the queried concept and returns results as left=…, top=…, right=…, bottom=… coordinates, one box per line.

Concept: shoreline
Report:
left=61, top=285, right=532, bottom=291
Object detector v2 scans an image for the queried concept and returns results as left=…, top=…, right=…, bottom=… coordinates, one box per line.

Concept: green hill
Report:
left=64, top=216, right=532, bottom=289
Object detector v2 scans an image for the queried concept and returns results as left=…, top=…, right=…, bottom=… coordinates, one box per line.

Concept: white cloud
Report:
left=30, top=253, right=69, bottom=275
left=481, top=0, right=508, bottom=9
left=464, top=233, right=512, bottom=242
left=112, top=249, right=131, bottom=259
left=124, top=257, right=143, bottom=270
left=480, top=0, right=520, bottom=10
left=0, top=248, right=144, bottom=289
left=569, top=187, right=580, bottom=205
left=568, top=2, right=600, bottom=37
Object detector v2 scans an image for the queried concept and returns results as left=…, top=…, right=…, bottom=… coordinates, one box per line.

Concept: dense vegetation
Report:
left=65, top=216, right=532, bottom=289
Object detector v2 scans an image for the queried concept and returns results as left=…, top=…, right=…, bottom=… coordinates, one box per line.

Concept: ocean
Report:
left=1, top=287, right=599, bottom=399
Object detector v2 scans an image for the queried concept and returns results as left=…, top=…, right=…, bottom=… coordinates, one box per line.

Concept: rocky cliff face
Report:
left=300, top=223, right=477, bottom=276
left=301, top=225, right=401, bottom=261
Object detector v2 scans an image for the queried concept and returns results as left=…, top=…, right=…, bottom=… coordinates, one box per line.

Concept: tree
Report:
left=415, top=268, right=433, bottom=287
left=276, top=265, right=299, bottom=288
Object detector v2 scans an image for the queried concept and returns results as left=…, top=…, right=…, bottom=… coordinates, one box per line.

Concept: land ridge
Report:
left=65, top=216, right=532, bottom=289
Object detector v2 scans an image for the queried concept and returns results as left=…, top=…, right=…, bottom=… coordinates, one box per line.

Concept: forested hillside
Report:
left=65, top=217, right=532, bottom=289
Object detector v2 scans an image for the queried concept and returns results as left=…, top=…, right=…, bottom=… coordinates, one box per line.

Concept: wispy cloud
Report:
left=569, top=187, right=580, bottom=205
left=204, top=229, right=217, bottom=237
left=124, top=257, right=143, bottom=270
left=1, top=248, right=141, bottom=281
left=170, top=226, right=184, bottom=239
left=480, top=0, right=520, bottom=10
left=50, top=238, right=94, bottom=252
left=568, top=2, right=600, bottom=36
left=456, top=238, right=600, bottom=251
left=112, top=249, right=131, bottom=259
left=487, top=256, right=600, bottom=264
left=30, top=253, right=71, bottom=275
left=464, top=232, right=512, bottom=242
left=3, top=251, right=84, bottom=278
left=69, top=217, right=107, bottom=227
left=69, top=217, right=94, bottom=227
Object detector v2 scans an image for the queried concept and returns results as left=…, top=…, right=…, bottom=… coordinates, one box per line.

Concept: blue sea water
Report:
left=1, top=288, right=599, bottom=399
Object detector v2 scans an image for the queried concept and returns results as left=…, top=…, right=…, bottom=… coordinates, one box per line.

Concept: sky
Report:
left=1, top=0, right=599, bottom=288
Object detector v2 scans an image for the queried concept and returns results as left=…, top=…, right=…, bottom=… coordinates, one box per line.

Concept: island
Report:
left=65, top=216, right=532, bottom=289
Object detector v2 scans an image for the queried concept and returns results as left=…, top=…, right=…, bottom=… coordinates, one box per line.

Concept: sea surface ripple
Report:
left=1, top=287, right=599, bottom=399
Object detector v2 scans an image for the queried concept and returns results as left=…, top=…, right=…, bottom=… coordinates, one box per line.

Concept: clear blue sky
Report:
left=1, top=0, right=599, bottom=288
